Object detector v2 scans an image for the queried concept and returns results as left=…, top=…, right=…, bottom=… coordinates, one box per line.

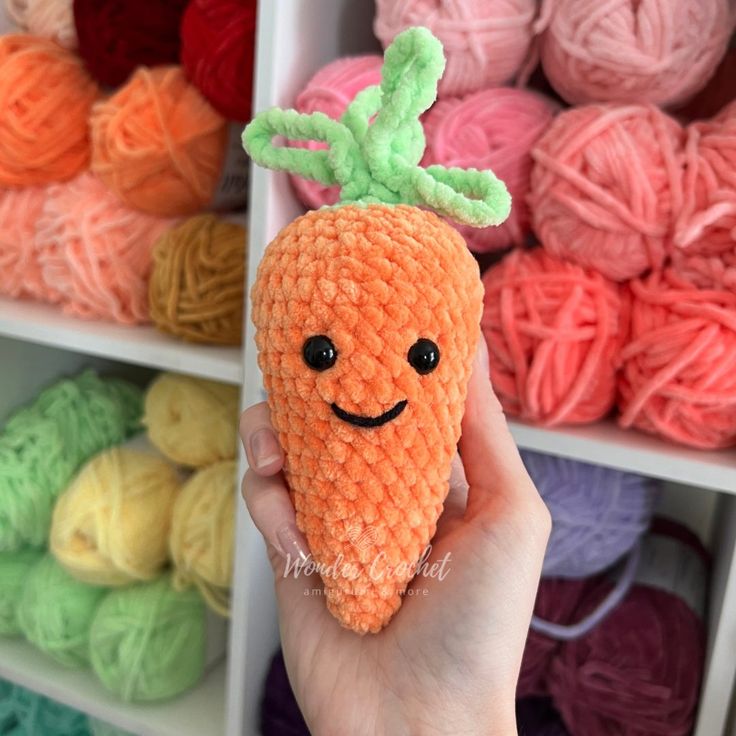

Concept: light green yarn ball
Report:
left=0, top=371, right=143, bottom=551
left=0, top=549, right=44, bottom=636
left=90, top=576, right=206, bottom=702
left=17, top=555, right=107, bottom=668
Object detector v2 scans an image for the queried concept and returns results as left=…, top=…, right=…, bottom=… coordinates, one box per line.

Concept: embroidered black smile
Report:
left=331, top=400, right=408, bottom=428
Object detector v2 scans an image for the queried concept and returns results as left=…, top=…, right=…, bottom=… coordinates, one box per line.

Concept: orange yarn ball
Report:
left=36, top=173, right=175, bottom=324
left=619, top=270, right=736, bottom=449
left=481, top=248, right=625, bottom=426
left=530, top=104, right=684, bottom=281
left=0, top=34, right=97, bottom=187
left=91, top=66, right=228, bottom=217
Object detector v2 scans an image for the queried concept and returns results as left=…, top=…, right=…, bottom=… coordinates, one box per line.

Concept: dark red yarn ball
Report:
left=180, top=0, right=257, bottom=122
left=73, top=0, right=188, bottom=87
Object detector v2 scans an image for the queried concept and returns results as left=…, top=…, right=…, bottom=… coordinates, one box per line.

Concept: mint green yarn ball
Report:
left=17, top=555, right=107, bottom=668
left=0, top=549, right=44, bottom=636
left=0, top=371, right=143, bottom=551
left=90, top=576, right=206, bottom=702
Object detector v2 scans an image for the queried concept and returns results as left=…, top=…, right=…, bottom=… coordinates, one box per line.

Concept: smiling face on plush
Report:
left=251, top=203, right=482, bottom=632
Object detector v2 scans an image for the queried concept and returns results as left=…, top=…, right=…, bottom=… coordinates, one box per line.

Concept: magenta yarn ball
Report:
left=289, top=55, right=382, bottom=210
left=423, top=87, right=557, bottom=252
left=374, top=0, right=537, bottom=98
left=539, top=0, right=734, bottom=108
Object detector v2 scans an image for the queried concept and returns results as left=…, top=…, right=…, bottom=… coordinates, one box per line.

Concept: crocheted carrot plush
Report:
left=243, top=27, right=510, bottom=634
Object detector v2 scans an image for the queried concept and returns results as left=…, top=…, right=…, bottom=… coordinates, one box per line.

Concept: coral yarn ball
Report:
left=181, top=0, right=257, bottom=122
left=73, top=0, right=188, bottom=87
left=618, top=270, right=736, bottom=449
left=481, top=249, right=625, bottom=426
left=6, top=0, right=77, bottom=48
left=671, top=246, right=736, bottom=295
left=539, top=0, right=733, bottom=108
left=423, top=87, right=557, bottom=252
left=530, top=104, right=683, bottom=281
left=0, top=35, right=97, bottom=187
left=289, top=55, right=383, bottom=209
left=36, top=173, right=175, bottom=324
left=374, top=0, right=536, bottom=98
left=91, top=66, right=228, bottom=217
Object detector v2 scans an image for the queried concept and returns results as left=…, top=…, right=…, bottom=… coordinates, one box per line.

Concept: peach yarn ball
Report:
left=374, top=0, right=536, bottom=98
left=36, top=173, right=175, bottom=324
left=0, top=34, right=96, bottom=187
left=423, top=87, right=557, bottom=253
left=91, top=66, right=228, bottom=217
left=481, top=248, right=625, bottom=426
left=538, top=0, right=733, bottom=108
left=5, top=0, right=76, bottom=48
left=529, top=104, right=683, bottom=281
left=290, top=55, right=382, bottom=209
left=619, top=270, right=736, bottom=449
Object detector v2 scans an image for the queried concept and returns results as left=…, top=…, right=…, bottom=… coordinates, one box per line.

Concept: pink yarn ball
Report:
left=374, top=0, right=536, bottom=98
left=530, top=104, right=683, bottom=281
left=619, top=270, right=736, bottom=448
left=539, top=0, right=734, bottom=108
left=0, top=187, right=55, bottom=302
left=36, top=173, right=175, bottom=324
left=422, top=87, right=558, bottom=253
left=289, top=55, right=383, bottom=210
left=481, top=249, right=625, bottom=427
left=671, top=246, right=736, bottom=295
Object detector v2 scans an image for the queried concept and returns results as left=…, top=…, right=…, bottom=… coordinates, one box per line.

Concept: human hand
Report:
left=241, top=340, right=551, bottom=736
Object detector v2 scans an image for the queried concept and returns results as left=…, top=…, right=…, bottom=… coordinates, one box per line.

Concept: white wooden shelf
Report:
left=509, top=420, right=736, bottom=494
left=0, top=638, right=226, bottom=736
left=0, top=298, right=242, bottom=385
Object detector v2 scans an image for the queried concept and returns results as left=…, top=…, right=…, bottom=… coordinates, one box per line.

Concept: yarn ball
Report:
left=0, top=679, right=14, bottom=733
left=180, top=0, right=257, bottom=122
left=0, top=187, right=54, bottom=302
left=91, top=66, right=229, bottom=217
left=170, top=460, right=236, bottom=616
left=36, top=173, right=175, bottom=324
left=529, top=104, right=683, bottom=281
left=89, top=576, right=206, bottom=702
left=0, top=549, right=44, bottom=635
left=538, top=0, right=733, bottom=108
left=5, top=0, right=76, bottom=48
left=0, top=34, right=97, bottom=187
left=17, top=555, right=107, bottom=668
left=0, top=371, right=143, bottom=551
left=374, top=0, right=536, bottom=98
left=422, top=87, right=557, bottom=253
left=73, top=0, right=188, bottom=87
left=670, top=244, right=736, bottom=295
left=50, top=444, right=181, bottom=586
left=517, top=698, right=570, bottom=736
left=149, top=214, right=246, bottom=345
left=521, top=451, right=656, bottom=578
left=481, top=249, right=625, bottom=426
left=261, top=651, right=309, bottom=736
left=1, top=683, right=91, bottom=736
left=143, top=373, right=239, bottom=467
left=677, top=49, right=736, bottom=122
left=618, top=270, right=736, bottom=448
left=289, top=55, right=383, bottom=209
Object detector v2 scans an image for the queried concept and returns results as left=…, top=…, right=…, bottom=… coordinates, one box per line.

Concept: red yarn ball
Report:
left=181, top=0, right=257, bottom=122
left=481, top=249, right=626, bottom=426
left=73, top=0, right=188, bottom=87
left=618, top=269, right=736, bottom=448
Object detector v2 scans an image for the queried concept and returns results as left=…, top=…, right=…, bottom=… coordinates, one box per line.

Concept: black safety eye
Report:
left=408, top=338, right=440, bottom=375
left=303, top=335, right=338, bottom=371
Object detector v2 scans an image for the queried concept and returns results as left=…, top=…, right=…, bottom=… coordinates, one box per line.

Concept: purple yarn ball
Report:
left=521, top=451, right=658, bottom=578
left=517, top=698, right=569, bottom=735
left=260, top=651, right=310, bottom=736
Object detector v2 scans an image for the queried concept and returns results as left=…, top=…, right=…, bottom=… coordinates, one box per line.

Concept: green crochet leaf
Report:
left=242, top=26, right=511, bottom=228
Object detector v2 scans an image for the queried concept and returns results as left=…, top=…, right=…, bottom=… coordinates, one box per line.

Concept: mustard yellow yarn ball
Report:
left=170, top=460, right=236, bottom=616
left=50, top=445, right=181, bottom=586
left=143, top=373, right=239, bottom=467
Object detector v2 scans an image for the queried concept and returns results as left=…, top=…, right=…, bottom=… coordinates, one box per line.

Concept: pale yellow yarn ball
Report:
left=50, top=445, right=181, bottom=586
left=170, top=460, right=236, bottom=616
left=144, top=373, right=239, bottom=467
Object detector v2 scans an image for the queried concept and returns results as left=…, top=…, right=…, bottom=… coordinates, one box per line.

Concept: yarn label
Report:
left=211, top=124, right=250, bottom=212
left=632, top=535, right=707, bottom=618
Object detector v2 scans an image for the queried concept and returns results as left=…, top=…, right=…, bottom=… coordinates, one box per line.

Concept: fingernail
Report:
left=276, top=522, right=310, bottom=563
left=250, top=428, right=281, bottom=469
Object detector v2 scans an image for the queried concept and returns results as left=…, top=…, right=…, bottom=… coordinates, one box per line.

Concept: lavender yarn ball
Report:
left=521, top=451, right=657, bottom=578
left=517, top=698, right=569, bottom=735
left=260, top=651, right=309, bottom=736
